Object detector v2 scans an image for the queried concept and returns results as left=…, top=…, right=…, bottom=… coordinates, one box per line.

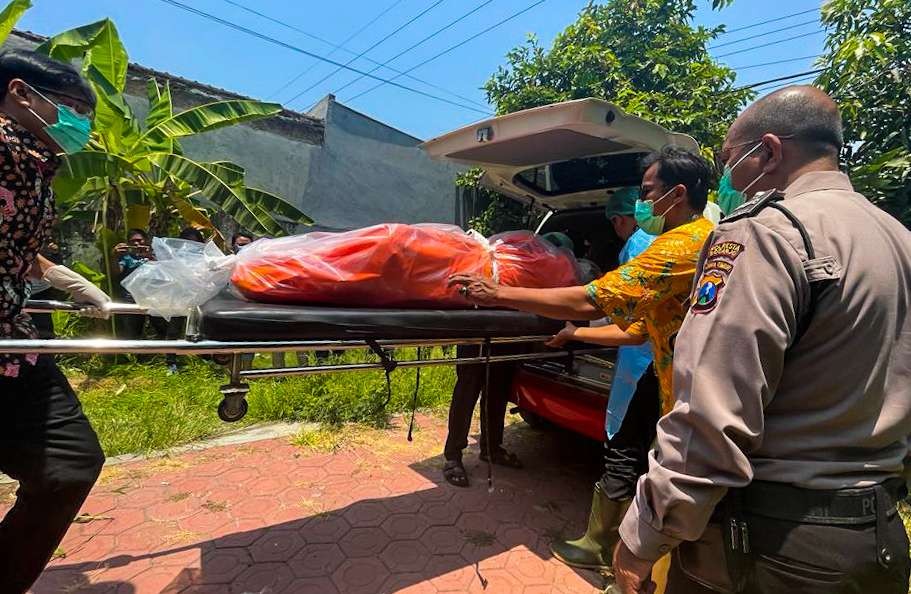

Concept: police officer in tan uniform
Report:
left=612, top=86, right=911, bottom=593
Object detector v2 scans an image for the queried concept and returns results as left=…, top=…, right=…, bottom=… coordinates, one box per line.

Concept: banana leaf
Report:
left=0, top=0, right=31, bottom=47
left=84, top=65, right=140, bottom=151
left=244, top=187, right=313, bottom=226
left=53, top=174, right=108, bottom=204
left=37, top=19, right=128, bottom=91
left=149, top=152, right=276, bottom=235
left=141, top=100, right=282, bottom=143
left=144, top=79, right=176, bottom=154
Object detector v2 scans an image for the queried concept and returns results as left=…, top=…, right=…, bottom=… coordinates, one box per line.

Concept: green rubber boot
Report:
left=551, top=483, right=630, bottom=570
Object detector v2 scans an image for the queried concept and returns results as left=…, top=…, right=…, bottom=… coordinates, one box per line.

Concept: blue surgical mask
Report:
left=25, top=84, right=92, bottom=154
left=634, top=186, right=676, bottom=236
left=717, top=142, right=765, bottom=215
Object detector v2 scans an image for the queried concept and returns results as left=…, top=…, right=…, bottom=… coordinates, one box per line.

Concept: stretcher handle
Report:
left=24, top=300, right=149, bottom=316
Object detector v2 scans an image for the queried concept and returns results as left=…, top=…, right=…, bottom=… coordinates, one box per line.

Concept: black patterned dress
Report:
left=0, top=114, right=58, bottom=377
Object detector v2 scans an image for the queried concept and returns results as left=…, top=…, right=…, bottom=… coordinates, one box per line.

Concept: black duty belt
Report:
left=741, top=478, right=907, bottom=525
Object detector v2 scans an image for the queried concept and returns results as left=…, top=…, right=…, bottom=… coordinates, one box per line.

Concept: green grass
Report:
left=66, top=348, right=456, bottom=457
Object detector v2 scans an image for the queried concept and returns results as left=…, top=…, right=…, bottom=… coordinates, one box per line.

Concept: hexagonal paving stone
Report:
left=420, top=501, right=461, bottom=527
left=197, top=549, right=251, bottom=584
left=381, top=493, right=423, bottom=515
left=289, top=543, right=345, bottom=578
left=379, top=572, right=437, bottom=594
left=504, top=549, right=556, bottom=586
left=249, top=529, right=306, bottom=563
left=460, top=537, right=508, bottom=570
left=425, top=554, right=475, bottom=592
left=342, top=500, right=388, bottom=528
left=381, top=513, right=430, bottom=540
left=301, top=512, right=351, bottom=544
left=229, top=562, right=294, bottom=593
left=339, top=526, right=389, bottom=558
left=495, top=524, right=540, bottom=551
left=469, top=567, right=524, bottom=594
left=229, top=496, right=278, bottom=521
left=486, top=499, right=526, bottom=524
left=213, top=518, right=268, bottom=549
left=379, top=539, right=431, bottom=573
left=279, top=576, right=339, bottom=594
left=420, top=525, right=464, bottom=555
left=331, top=558, right=391, bottom=594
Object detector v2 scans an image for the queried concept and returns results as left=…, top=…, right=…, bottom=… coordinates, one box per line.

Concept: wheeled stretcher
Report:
left=11, top=295, right=609, bottom=423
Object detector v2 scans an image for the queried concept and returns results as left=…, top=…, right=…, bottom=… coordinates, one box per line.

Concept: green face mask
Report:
left=25, top=84, right=92, bottom=154
left=634, top=186, right=676, bottom=236
left=716, top=167, right=743, bottom=216
left=716, top=141, right=764, bottom=216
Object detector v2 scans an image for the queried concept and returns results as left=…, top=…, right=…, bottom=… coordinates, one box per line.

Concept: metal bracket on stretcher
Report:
left=15, top=299, right=608, bottom=423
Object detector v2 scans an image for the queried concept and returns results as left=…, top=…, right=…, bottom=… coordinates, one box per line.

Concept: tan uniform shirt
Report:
left=619, top=171, right=911, bottom=561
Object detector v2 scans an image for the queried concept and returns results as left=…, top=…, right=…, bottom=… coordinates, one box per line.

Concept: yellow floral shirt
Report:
left=586, top=217, right=713, bottom=414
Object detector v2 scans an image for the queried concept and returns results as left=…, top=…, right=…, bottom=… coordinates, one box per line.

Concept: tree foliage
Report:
left=484, top=0, right=751, bottom=150
left=817, top=0, right=910, bottom=227
left=467, top=0, right=752, bottom=234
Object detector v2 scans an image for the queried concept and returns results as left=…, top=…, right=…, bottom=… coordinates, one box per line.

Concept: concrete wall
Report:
left=303, top=97, right=462, bottom=230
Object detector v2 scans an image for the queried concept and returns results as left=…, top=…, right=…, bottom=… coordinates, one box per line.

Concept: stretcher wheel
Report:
left=218, top=397, right=248, bottom=422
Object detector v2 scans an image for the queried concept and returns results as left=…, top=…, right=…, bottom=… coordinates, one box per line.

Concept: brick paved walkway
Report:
left=8, top=414, right=608, bottom=593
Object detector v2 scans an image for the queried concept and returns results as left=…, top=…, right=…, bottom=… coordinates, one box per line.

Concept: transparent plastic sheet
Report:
left=490, top=231, right=582, bottom=289
left=231, top=224, right=495, bottom=308
left=121, top=238, right=236, bottom=320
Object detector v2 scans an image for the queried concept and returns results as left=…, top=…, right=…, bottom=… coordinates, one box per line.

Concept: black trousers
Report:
left=0, top=356, right=105, bottom=593
left=665, top=509, right=911, bottom=594
left=598, top=364, right=660, bottom=500
left=443, top=344, right=519, bottom=462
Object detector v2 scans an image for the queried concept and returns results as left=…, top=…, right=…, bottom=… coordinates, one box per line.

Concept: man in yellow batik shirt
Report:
left=450, top=146, right=715, bottom=579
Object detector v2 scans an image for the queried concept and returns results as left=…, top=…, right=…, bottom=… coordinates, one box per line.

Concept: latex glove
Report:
left=42, top=265, right=112, bottom=318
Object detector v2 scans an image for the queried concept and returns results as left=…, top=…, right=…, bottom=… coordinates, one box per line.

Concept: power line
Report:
left=156, top=0, right=493, bottom=115
left=719, top=7, right=818, bottom=36
left=726, top=68, right=827, bottom=94
left=220, top=0, right=488, bottom=109
left=284, top=0, right=448, bottom=108
left=715, top=30, right=825, bottom=59
left=731, top=55, right=820, bottom=71
left=331, top=0, right=495, bottom=99
left=710, top=18, right=819, bottom=49
left=267, top=0, right=406, bottom=99
left=754, top=74, right=820, bottom=94
left=347, top=0, right=547, bottom=105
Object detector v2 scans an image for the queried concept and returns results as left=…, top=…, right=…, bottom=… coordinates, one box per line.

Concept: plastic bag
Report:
left=231, top=224, right=494, bottom=308
left=121, top=238, right=236, bottom=319
left=491, top=231, right=581, bottom=289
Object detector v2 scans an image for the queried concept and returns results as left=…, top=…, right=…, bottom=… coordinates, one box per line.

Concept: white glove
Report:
left=42, top=265, right=112, bottom=318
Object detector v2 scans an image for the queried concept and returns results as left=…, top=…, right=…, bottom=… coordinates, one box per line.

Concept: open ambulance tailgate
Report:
left=421, top=98, right=699, bottom=210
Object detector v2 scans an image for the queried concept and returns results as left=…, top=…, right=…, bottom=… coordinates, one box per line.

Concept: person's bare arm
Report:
left=546, top=322, right=648, bottom=348
left=448, top=275, right=602, bottom=320
left=28, top=254, right=56, bottom=280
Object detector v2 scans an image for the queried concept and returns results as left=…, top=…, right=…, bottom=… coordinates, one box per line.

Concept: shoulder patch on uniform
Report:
left=691, top=239, right=744, bottom=314
left=706, top=241, right=744, bottom=261
left=691, top=271, right=726, bottom=314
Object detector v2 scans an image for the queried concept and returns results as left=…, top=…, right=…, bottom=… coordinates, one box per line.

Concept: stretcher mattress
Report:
left=197, top=294, right=565, bottom=342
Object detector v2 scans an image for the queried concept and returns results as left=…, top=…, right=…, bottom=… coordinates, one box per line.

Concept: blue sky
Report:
left=20, top=0, right=825, bottom=139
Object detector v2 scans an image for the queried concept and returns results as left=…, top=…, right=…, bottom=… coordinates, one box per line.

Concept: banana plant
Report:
left=20, top=15, right=312, bottom=298
left=36, top=19, right=312, bottom=239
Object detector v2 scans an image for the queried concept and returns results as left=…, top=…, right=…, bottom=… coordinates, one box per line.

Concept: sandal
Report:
left=479, top=448, right=523, bottom=469
left=442, top=459, right=470, bottom=487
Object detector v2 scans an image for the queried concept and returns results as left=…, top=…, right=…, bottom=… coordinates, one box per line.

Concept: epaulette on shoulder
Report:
left=720, top=189, right=784, bottom=223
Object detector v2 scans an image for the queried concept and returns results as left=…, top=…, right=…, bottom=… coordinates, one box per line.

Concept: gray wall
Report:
left=302, top=98, right=462, bottom=230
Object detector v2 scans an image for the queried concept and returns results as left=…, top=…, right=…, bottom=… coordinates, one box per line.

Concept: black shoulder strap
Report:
left=722, top=190, right=820, bottom=345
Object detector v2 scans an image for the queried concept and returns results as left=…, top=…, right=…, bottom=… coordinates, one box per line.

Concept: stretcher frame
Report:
left=9, top=300, right=608, bottom=422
